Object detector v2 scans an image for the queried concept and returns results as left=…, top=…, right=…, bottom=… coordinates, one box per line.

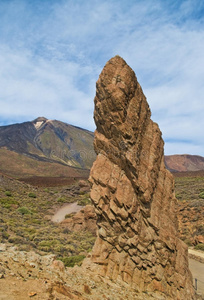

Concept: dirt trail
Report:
left=189, top=249, right=204, bottom=260
left=189, top=258, right=204, bottom=298
left=51, top=202, right=83, bottom=223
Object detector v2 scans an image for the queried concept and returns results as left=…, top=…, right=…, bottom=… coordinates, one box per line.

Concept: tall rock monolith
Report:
left=84, top=56, right=196, bottom=299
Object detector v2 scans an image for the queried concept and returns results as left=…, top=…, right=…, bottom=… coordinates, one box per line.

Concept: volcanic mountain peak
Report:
left=32, top=117, right=50, bottom=130
left=33, top=116, right=48, bottom=122
left=0, top=117, right=96, bottom=176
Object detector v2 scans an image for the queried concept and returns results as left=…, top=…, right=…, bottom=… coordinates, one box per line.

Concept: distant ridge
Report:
left=0, top=118, right=203, bottom=178
left=164, top=154, right=204, bottom=172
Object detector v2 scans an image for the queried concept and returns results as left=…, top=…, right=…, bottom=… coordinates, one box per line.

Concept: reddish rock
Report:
left=84, top=56, right=196, bottom=299
left=83, top=284, right=92, bottom=294
left=51, top=260, right=65, bottom=272
left=195, top=235, right=204, bottom=244
left=78, top=180, right=90, bottom=193
left=61, top=205, right=97, bottom=234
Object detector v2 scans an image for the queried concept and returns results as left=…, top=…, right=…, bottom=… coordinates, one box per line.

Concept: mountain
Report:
left=0, top=117, right=95, bottom=179
left=0, top=117, right=95, bottom=168
left=0, top=117, right=204, bottom=179
left=164, top=154, right=204, bottom=172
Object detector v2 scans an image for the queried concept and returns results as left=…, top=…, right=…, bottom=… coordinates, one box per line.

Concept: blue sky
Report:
left=0, top=0, right=204, bottom=156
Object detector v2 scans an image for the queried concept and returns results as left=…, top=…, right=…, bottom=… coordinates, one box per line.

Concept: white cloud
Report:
left=0, top=0, right=204, bottom=155
left=0, top=44, right=95, bottom=127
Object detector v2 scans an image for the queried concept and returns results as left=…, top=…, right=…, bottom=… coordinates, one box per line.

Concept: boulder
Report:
left=61, top=205, right=97, bottom=234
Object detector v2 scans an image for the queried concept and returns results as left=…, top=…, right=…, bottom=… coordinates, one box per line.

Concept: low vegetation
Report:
left=194, top=243, right=204, bottom=251
left=199, top=191, right=204, bottom=199
left=77, top=194, right=91, bottom=206
left=174, top=173, right=204, bottom=250
left=0, top=176, right=95, bottom=266
left=0, top=170, right=203, bottom=273
left=60, top=254, right=86, bottom=267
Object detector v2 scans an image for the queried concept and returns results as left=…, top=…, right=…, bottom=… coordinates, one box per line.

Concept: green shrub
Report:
left=5, top=191, right=12, bottom=197
left=3, top=203, right=11, bottom=209
left=77, top=198, right=91, bottom=206
left=57, top=197, right=66, bottom=203
left=79, top=191, right=85, bottom=195
left=184, top=239, right=192, bottom=246
left=31, top=219, right=41, bottom=224
left=2, top=231, right=9, bottom=239
left=17, top=207, right=32, bottom=215
left=194, top=243, right=204, bottom=251
left=175, top=193, right=182, bottom=200
left=60, top=255, right=86, bottom=267
left=199, top=192, right=204, bottom=199
left=8, top=236, right=24, bottom=244
left=62, top=228, right=70, bottom=234
left=38, top=240, right=57, bottom=247
left=28, top=192, right=37, bottom=198
left=0, top=198, right=18, bottom=207
left=57, top=196, right=75, bottom=203
left=65, top=213, right=75, bottom=219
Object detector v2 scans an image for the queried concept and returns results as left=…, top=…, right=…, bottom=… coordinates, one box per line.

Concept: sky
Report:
left=0, top=0, right=204, bottom=156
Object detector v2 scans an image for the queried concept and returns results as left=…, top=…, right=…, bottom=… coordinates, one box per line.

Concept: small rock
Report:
left=0, top=243, right=6, bottom=252
left=51, top=260, right=65, bottom=272
left=0, top=274, right=4, bottom=279
left=84, top=284, right=92, bottom=294
left=78, top=180, right=89, bottom=188
left=28, top=292, right=37, bottom=297
left=0, top=267, right=5, bottom=274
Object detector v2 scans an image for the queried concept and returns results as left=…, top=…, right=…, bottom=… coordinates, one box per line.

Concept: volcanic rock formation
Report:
left=85, top=56, right=196, bottom=299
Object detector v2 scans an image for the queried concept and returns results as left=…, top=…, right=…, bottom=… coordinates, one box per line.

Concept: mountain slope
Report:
left=0, top=147, right=89, bottom=180
left=0, top=117, right=95, bottom=170
left=164, top=154, right=204, bottom=172
left=0, top=117, right=204, bottom=177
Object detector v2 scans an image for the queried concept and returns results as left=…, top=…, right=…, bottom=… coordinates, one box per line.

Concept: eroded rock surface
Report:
left=84, top=56, right=196, bottom=299
left=0, top=243, right=162, bottom=300
left=61, top=205, right=97, bottom=234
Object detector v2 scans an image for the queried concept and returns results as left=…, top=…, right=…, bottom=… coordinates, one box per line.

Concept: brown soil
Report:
left=0, top=244, right=160, bottom=300
left=51, top=202, right=83, bottom=223
left=18, top=175, right=89, bottom=187
left=0, top=148, right=90, bottom=180
left=0, top=244, right=203, bottom=300
left=173, top=170, right=204, bottom=178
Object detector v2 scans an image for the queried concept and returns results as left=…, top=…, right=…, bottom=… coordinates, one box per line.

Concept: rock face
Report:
left=86, top=56, right=195, bottom=299
left=61, top=205, right=97, bottom=234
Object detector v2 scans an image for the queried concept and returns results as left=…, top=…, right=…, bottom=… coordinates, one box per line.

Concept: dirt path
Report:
left=189, top=258, right=204, bottom=297
left=189, top=249, right=204, bottom=260
left=51, top=202, right=83, bottom=223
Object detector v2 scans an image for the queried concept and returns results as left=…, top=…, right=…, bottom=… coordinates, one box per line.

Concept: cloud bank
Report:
left=0, top=0, right=204, bottom=155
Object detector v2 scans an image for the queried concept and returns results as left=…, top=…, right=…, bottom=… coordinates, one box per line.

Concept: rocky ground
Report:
left=0, top=170, right=203, bottom=299
left=0, top=243, right=203, bottom=300
left=0, top=243, right=173, bottom=300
